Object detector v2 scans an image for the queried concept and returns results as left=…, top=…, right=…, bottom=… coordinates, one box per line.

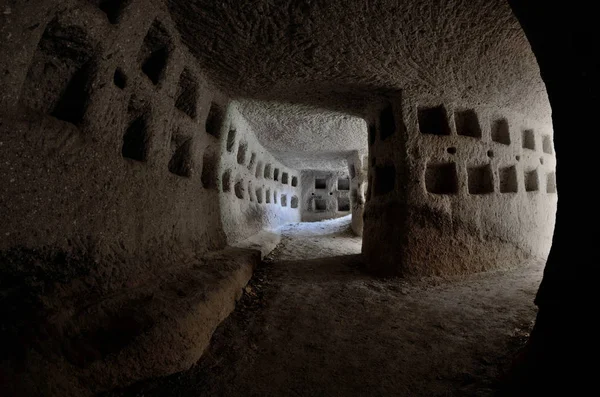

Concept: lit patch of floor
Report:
left=107, top=216, right=543, bottom=397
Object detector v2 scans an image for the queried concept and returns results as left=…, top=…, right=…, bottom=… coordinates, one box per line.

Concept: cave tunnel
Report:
left=0, top=0, right=594, bottom=395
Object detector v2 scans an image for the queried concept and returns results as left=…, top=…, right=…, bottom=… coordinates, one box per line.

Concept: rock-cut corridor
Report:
left=107, top=216, right=543, bottom=397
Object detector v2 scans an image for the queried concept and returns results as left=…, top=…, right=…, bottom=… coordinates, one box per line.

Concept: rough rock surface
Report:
left=300, top=169, right=351, bottom=222
left=104, top=216, right=543, bottom=396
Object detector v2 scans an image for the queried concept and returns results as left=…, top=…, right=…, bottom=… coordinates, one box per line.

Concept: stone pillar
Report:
left=347, top=151, right=368, bottom=236
left=362, top=93, right=556, bottom=277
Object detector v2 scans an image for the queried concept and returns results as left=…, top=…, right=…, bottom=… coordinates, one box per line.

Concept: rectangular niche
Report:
left=234, top=178, right=244, bottom=199
left=315, top=178, right=327, bottom=189
left=379, top=103, right=396, bottom=140
left=315, top=198, right=327, bottom=211
left=291, top=196, right=299, bottom=209
left=175, top=68, right=198, bottom=119
left=524, top=169, right=539, bottom=192
left=282, top=172, right=289, bottom=184
left=255, top=161, right=263, bottom=178
left=274, top=168, right=280, bottom=181
left=337, top=178, right=350, bottom=191
left=522, top=129, right=536, bottom=150
left=467, top=164, right=494, bottom=194
left=455, top=109, right=482, bottom=138
left=349, top=164, right=356, bottom=179
left=499, top=165, right=518, bottom=193
left=90, top=0, right=131, bottom=24
left=425, top=162, right=458, bottom=194
left=205, top=102, right=224, bottom=138
left=547, top=172, right=557, bottom=193
left=418, top=105, right=451, bottom=135
left=491, top=118, right=511, bottom=145
left=542, top=135, right=554, bottom=154
left=266, top=188, right=271, bottom=203
left=122, top=114, right=150, bottom=161
left=338, top=197, right=350, bottom=212
left=256, top=187, right=263, bottom=203
left=374, top=165, right=396, bottom=196
left=226, top=128, right=236, bottom=152
left=139, top=20, right=171, bottom=85
left=292, top=176, right=298, bottom=187
left=221, top=169, right=231, bottom=192
left=264, top=164, right=272, bottom=179
left=274, top=190, right=278, bottom=204
left=281, top=194, right=287, bottom=207
left=21, top=17, right=95, bottom=125
left=168, top=137, right=193, bottom=177
left=237, top=141, right=247, bottom=165
left=247, top=152, right=256, bottom=171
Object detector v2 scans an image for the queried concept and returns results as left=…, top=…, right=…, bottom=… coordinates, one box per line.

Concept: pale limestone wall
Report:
left=300, top=170, right=351, bottom=222
left=217, top=103, right=301, bottom=243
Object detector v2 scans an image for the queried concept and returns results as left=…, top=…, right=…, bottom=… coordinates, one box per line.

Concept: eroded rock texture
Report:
left=0, top=0, right=567, bottom=395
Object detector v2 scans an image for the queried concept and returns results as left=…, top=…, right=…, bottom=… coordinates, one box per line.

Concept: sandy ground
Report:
left=106, top=216, right=543, bottom=397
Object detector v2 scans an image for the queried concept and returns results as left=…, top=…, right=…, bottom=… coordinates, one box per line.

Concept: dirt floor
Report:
left=106, top=215, right=543, bottom=397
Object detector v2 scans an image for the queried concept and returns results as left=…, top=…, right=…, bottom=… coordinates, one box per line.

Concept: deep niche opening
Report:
left=542, top=135, right=553, bottom=154
left=338, top=197, right=350, bottom=212
left=282, top=172, right=289, bottom=184
left=255, top=162, right=263, bottom=178
left=315, top=178, right=327, bottom=189
left=168, top=136, right=193, bottom=177
left=21, top=18, right=96, bottom=125
left=234, top=178, right=244, bottom=199
left=174, top=68, right=198, bottom=119
left=281, top=194, right=287, bottom=207
left=139, top=20, right=171, bottom=85
left=264, top=164, right=272, bottom=179
left=222, top=169, right=231, bottom=192
left=525, top=169, right=539, bottom=192
left=315, top=198, right=327, bottom=211
left=291, top=176, right=298, bottom=187
left=425, top=162, right=458, bottom=194
left=467, top=164, right=494, bottom=194
left=226, top=128, right=236, bottom=152
left=291, top=196, right=299, bottom=209
left=418, top=105, right=451, bottom=135
left=499, top=165, right=518, bottom=193
left=91, top=0, right=131, bottom=24
left=205, top=102, right=224, bottom=138
left=338, top=178, right=350, bottom=191
left=247, top=152, right=256, bottom=171
left=237, top=141, right=247, bottom=165
left=522, top=129, right=536, bottom=150
left=114, top=68, right=127, bottom=89
left=122, top=114, right=149, bottom=161
left=455, top=109, right=482, bottom=139
left=491, top=118, right=511, bottom=145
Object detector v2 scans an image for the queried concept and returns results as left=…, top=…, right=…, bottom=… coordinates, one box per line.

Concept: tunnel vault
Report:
left=0, top=0, right=567, bottom=395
